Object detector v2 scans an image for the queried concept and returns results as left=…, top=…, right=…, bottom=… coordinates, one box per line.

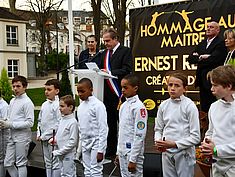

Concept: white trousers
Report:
left=212, top=164, right=235, bottom=177
left=162, top=150, right=195, bottom=177
left=60, top=153, right=76, bottom=177
left=82, top=147, right=103, bottom=177
left=42, top=141, right=60, bottom=170
left=119, top=153, right=144, bottom=177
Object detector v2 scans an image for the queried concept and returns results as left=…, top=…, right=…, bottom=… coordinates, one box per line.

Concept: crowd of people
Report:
left=0, top=24, right=234, bottom=177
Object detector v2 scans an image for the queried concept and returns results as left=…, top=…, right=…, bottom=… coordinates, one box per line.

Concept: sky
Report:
left=0, top=0, right=184, bottom=11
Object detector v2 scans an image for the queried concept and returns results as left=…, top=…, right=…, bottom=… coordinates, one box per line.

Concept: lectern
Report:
left=73, top=64, right=117, bottom=102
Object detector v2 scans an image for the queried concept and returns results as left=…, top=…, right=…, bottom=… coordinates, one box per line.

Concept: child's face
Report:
left=77, top=83, right=92, bottom=101
left=59, top=100, right=73, bottom=116
left=167, top=76, right=186, bottom=99
left=12, top=81, right=26, bottom=96
left=45, top=85, right=59, bottom=100
left=121, top=79, right=138, bottom=98
left=211, top=80, right=231, bottom=99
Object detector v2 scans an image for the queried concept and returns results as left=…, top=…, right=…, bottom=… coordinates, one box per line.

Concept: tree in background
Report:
left=59, top=71, right=73, bottom=97
left=91, top=0, right=102, bottom=48
left=101, top=0, right=134, bottom=45
left=25, top=0, right=64, bottom=76
left=0, top=68, right=13, bottom=103
left=8, top=0, right=16, bottom=13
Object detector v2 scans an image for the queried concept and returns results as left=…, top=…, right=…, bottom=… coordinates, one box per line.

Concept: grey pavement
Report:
left=28, top=72, right=57, bottom=89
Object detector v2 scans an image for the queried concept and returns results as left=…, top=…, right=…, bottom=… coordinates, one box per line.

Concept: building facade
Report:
left=0, top=7, right=28, bottom=78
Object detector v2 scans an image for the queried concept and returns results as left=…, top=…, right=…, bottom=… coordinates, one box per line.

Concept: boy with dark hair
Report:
left=0, top=89, right=8, bottom=177
left=0, top=75, right=34, bottom=177
left=49, top=95, right=78, bottom=177
left=36, top=79, right=61, bottom=177
left=115, top=74, right=148, bottom=176
left=200, top=65, right=235, bottom=176
left=76, top=78, right=108, bottom=177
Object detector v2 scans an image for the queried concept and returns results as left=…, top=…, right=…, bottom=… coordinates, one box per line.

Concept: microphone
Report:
left=91, top=49, right=105, bottom=59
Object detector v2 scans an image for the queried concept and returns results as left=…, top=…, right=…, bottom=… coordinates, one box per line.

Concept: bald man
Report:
left=188, top=21, right=227, bottom=112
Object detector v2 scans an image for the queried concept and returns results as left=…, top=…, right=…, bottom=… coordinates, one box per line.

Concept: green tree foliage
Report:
left=0, top=68, right=13, bottom=103
left=46, top=50, right=69, bottom=70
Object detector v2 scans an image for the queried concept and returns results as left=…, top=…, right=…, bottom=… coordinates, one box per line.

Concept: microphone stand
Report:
left=56, top=50, right=105, bottom=76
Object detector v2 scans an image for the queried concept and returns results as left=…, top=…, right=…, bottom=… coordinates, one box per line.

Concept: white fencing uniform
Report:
left=37, top=96, right=61, bottom=177
left=154, top=95, right=200, bottom=177
left=77, top=95, right=108, bottom=177
left=4, top=93, right=34, bottom=177
left=53, top=113, right=78, bottom=177
left=117, top=95, right=148, bottom=177
left=0, top=98, right=8, bottom=177
left=205, top=97, right=235, bottom=177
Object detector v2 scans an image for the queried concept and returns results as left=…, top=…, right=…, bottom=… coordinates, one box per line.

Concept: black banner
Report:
left=130, top=0, right=235, bottom=116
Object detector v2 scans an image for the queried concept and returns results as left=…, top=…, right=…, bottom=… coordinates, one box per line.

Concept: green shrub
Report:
left=47, top=51, right=69, bottom=70
left=59, top=70, right=73, bottom=97
left=0, top=68, right=13, bottom=103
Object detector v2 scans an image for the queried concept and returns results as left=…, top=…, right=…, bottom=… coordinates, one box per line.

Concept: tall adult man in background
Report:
left=76, top=35, right=99, bottom=69
left=188, top=21, right=227, bottom=112
left=100, top=28, right=132, bottom=158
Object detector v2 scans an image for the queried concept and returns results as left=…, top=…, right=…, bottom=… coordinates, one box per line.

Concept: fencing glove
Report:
left=0, top=120, right=12, bottom=129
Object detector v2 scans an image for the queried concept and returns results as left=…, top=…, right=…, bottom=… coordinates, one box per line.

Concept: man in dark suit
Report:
left=188, top=21, right=227, bottom=112
left=100, top=28, right=132, bottom=158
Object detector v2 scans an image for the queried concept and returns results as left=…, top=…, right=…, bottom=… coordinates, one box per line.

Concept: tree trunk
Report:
left=9, top=0, right=16, bottom=13
left=113, top=0, right=126, bottom=45
left=91, top=0, right=102, bottom=48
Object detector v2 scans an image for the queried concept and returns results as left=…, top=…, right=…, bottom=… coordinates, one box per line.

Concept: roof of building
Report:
left=0, top=7, right=26, bottom=21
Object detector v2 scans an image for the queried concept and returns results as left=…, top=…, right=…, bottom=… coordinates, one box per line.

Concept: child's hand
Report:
left=36, top=136, right=42, bottom=141
left=155, top=138, right=177, bottom=150
left=48, top=138, right=56, bottom=145
left=128, top=162, right=136, bottom=172
left=97, top=152, right=104, bottom=163
left=200, top=138, right=215, bottom=156
left=114, top=155, right=119, bottom=166
left=154, top=141, right=166, bottom=152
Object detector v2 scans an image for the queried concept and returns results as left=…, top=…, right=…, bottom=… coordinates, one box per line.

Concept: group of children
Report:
left=0, top=64, right=234, bottom=177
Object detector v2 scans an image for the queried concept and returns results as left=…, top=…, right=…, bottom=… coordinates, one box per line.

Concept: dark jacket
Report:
left=77, top=48, right=100, bottom=69
left=188, top=36, right=227, bottom=89
left=100, top=45, right=133, bottom=101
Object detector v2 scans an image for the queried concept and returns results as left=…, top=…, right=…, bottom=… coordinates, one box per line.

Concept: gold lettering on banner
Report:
left=139, top=11, right=235, bottom=48
left=135, top=55, right=177, bottom=72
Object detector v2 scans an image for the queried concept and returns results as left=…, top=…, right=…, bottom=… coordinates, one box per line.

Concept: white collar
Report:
left=112, top=42, right=120, bottom=54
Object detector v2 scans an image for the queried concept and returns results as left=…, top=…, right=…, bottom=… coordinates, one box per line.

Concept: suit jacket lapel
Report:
left=110, top=45, right=121, bottom=64
left=206, top=36, right=219, bottom=51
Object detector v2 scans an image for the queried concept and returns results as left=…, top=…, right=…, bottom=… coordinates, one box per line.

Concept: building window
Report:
left=32, top=33, right=36, bottom=41
left=85, top=17, right=93, bottom=24
left=8, top=59, right=19, bottom=78
left=62, top=17, right=68, bottom=23
left=32, top=47, right=36, bottom=52
left=74, top=17, right=81, bottom=24
left=6, top=26, right=18, bottom=45
left=60, top=35, right=64, bottom=43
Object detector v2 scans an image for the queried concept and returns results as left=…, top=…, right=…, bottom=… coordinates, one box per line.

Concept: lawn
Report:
left=26, top=87, right=45, bottom=106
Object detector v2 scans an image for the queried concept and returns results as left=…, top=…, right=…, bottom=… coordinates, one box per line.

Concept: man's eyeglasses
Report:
left=87, top=41, right=95, bottom=43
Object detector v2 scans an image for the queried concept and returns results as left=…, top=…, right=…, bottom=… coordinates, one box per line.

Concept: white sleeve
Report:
left=154, top=105, right=164, bottom=141
left=96, top=103, right=108, bottom=153
left=12, top=101, right=34, bottom=129
left=129, top=106, right=148, bottom=163
left=175, top=103, right=201, bottom=149
left=54, top=122, right=78, bottom=156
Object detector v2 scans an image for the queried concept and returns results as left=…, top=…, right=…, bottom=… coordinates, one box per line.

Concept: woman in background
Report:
left=224, top=29, right=235, bottom=65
